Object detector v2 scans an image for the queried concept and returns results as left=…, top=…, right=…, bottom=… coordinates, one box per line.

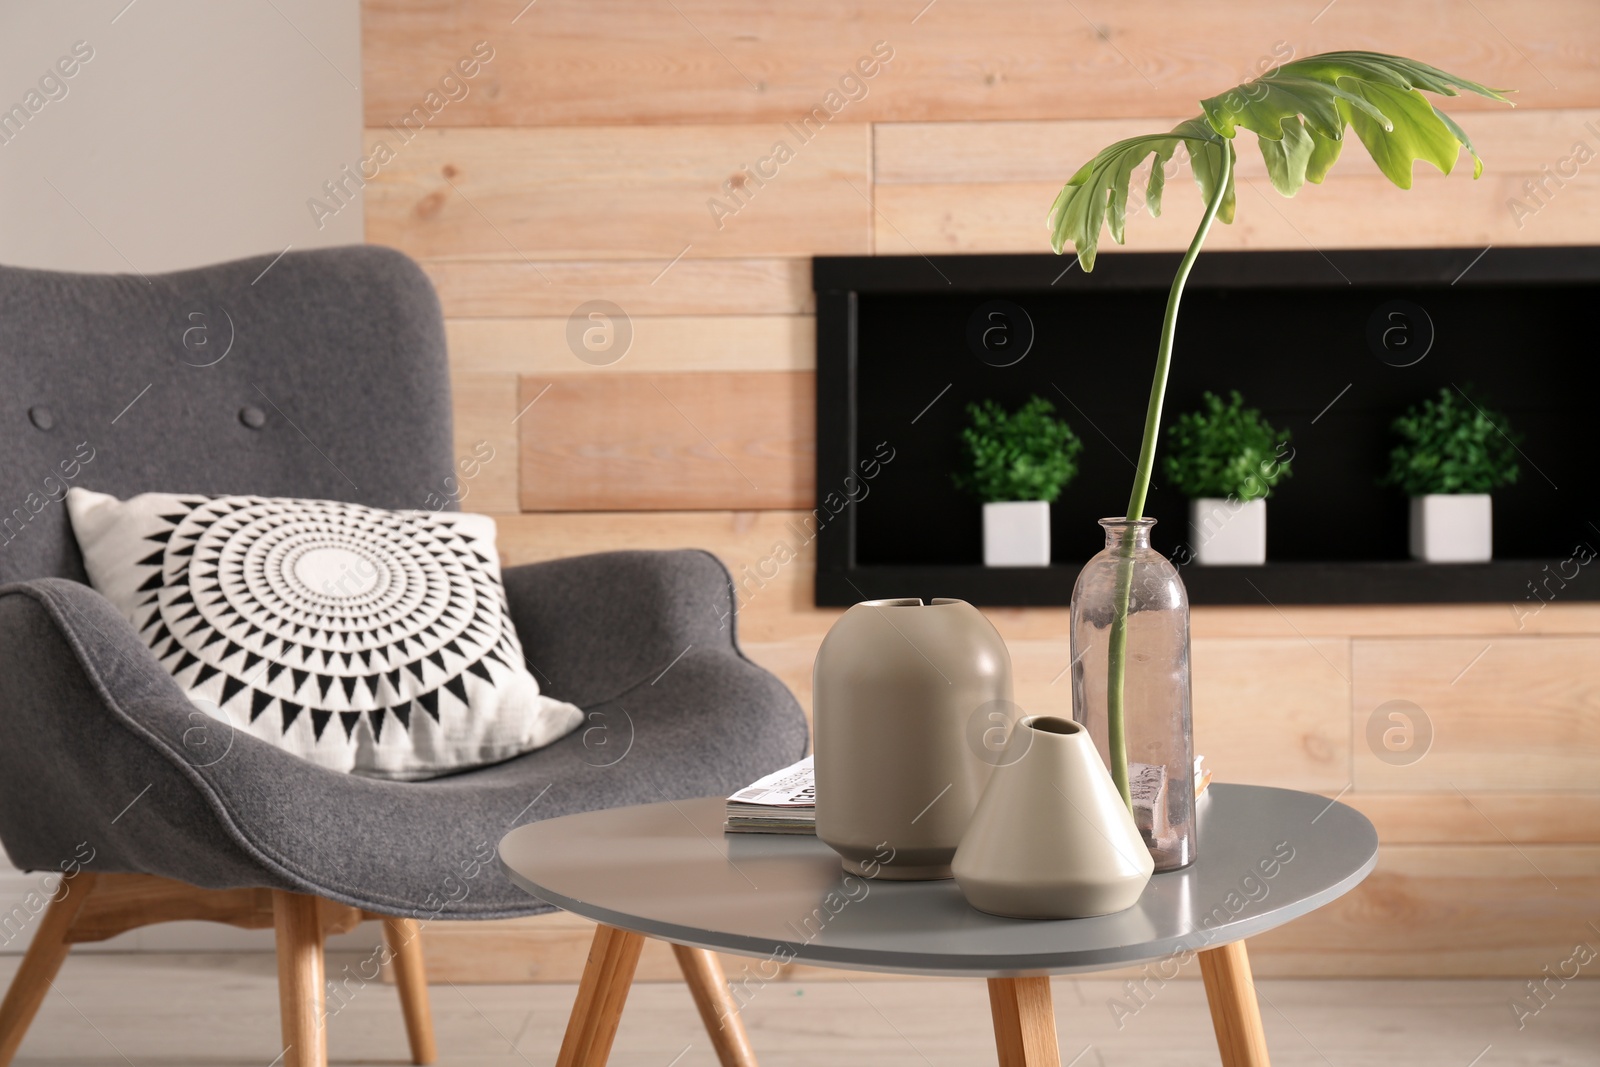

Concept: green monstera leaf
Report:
left=1044, top=50, right=1511, bottom=815
left=1048, top=51, right=1510, bottom=268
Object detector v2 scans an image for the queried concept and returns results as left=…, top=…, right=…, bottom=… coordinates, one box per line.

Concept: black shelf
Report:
left=817, top=560, right=1562, bottom=608
left=813, top=246, right=1600, bottom=609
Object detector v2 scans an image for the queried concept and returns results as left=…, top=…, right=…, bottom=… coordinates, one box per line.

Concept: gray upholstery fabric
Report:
left=0, top=246, right=455, bottom=585
left=0, top=248, right=809, bottom=919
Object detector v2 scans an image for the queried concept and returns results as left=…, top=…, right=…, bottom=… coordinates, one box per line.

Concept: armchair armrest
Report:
left=499, top=549, right=748, bottom=708
left=0, top=578, right=274, bottom=884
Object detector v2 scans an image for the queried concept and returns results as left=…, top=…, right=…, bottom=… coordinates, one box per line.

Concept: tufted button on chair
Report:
left=0, top=246, right=808, bottom=1067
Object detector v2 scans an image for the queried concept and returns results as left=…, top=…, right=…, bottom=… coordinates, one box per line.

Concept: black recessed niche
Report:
left=813, top=247, right=1600, bottom=607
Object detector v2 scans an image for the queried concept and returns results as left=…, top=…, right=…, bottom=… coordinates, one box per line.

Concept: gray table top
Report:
left=498, top=784, right=1377, bottom=978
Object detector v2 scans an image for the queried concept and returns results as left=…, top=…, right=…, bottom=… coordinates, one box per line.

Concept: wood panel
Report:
left=970, top=602, right=1600, bottom=644
left=494, top=509, right=817, bottom=568
left=876, top=117, right=1192, bottom=185
left=874, top=172, right=1600, bottom=257
left=492, top=511, right=836, bottom=645
left=518, top=373, right=814, bottom=510
left=364, top=126, right=872, bottom=260
left=1344, top=792, right=1600, bottom=844
left=1352, top=636, right=1600, bottom=792
left=362, top=0, right=1600, bottom=127
left=1192, top=638, right=1350, bottom=791
left=1247, top=844, right=1600, bottom=976
left=423, top=257, right=812, bottom=318
left=874, top=109, right=1600, bottom=184
left=447, top=315, right=813, bottom=374
left=450, top=371, right=521, bottom=514
left=1188, top=601, right=1600, bottom=639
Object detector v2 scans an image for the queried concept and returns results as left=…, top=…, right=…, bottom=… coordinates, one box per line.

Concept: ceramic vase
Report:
left=814, top=598, right=1011, bottom=880
left=953, top=716, right=1153, bottom=919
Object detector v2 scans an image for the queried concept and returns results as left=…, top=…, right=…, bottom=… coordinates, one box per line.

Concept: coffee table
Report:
left=498, top=784, right=1377, bottom=1067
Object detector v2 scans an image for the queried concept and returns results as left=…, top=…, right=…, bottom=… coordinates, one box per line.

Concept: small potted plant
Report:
left=1163, top=391, right=1291, bottom=565
left=956, top=396, right=1082, bottom=567
left=1384, top=387, right=1518, bottom=563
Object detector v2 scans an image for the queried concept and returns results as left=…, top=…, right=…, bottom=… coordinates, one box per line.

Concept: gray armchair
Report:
left=0, top=247, right=808, bottom=1067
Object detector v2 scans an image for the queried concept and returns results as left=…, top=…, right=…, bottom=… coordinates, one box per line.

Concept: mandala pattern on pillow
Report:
left=67, top=489, right=582, bottom=779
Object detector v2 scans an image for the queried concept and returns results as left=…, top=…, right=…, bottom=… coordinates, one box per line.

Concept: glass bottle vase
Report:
left=1070, top=517, right=1195, bottom=871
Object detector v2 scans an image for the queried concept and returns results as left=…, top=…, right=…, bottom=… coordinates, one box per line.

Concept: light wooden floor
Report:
left=3, top=951, right=1596, bottom=1066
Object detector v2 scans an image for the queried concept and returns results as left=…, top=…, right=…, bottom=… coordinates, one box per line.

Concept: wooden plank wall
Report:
left=361, top=0, right=1600, bottom=980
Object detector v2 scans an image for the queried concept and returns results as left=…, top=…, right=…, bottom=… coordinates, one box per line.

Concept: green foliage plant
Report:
left=956, top=396, right=1083, bottom=503
left=1384, top=386, right=1519, bottom=495
left=1047, top=52, right=1511, bottom=808
left=1164, top=391, right=1292, bottom=501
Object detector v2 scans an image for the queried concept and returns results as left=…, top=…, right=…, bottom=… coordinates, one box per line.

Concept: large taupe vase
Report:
left=813, top=598, right=1012, bottom=880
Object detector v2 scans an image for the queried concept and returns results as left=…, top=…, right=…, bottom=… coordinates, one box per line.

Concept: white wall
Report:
left=0, top=0, right=370, bottom=952
left=0, top=0, right=363, bottom=274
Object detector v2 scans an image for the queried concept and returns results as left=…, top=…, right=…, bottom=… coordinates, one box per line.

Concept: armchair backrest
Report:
left=0, top=245, right=456, bottom=585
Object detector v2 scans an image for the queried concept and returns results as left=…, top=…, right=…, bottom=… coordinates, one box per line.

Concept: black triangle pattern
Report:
left=417, top=690, right=439, bottom=722
left=219, top=674, right=247, bottom=706
left=250, top=690, right=274, bottom=723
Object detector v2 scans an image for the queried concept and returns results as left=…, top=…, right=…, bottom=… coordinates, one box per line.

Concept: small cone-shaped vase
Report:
left=953, top=716, right=1153, bottom=919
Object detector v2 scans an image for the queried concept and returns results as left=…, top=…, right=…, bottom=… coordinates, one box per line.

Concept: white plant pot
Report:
left=982, top=501, right=1050, bottom=567
left=1188, top=497, right=1266, bottom=566
left=1410, top=494, right=1492, bottom=563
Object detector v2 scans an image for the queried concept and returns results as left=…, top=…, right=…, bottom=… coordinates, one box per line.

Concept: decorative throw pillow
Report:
left=66, top=488, right=582, bottom=780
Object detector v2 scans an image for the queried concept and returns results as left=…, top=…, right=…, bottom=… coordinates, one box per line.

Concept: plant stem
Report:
left=1104, top=144, right=1233, bottom=810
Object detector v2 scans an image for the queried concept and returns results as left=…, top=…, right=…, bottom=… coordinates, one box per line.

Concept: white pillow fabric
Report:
left=67, top=488, right=582, bottom=780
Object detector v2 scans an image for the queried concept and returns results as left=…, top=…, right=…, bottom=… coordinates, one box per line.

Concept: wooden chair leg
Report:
left=0, top=872, right=98, bottom=1067
left=1199, top=940, right=1272, bottom=1067
left=556, top=924, right=645, bottom=1067
left=987, top=976, right=1061, bottom=1067
left=671, top=944, right=759, bottom=1067
left=383, top=918, right=437, bottom=1065
left=273, top=890, right=327, bottom=1067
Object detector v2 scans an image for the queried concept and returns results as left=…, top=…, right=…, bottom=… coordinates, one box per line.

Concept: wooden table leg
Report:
left=671, top=944, right=759, bottom=1067
left=556, top=924, right=646, bottom=1067
left=1199, top=940, right=1271, bottom=1067
left=987, top=977, right=1061, bottom=1067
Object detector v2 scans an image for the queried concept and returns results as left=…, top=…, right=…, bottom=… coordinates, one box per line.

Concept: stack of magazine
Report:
left=723, top=753, right=1212, bottom=836
left=723, top=756, right=816, bottom=834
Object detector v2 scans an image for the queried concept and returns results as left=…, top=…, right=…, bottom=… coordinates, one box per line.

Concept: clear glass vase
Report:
left=1070, top=517, right=1195, bottom=871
